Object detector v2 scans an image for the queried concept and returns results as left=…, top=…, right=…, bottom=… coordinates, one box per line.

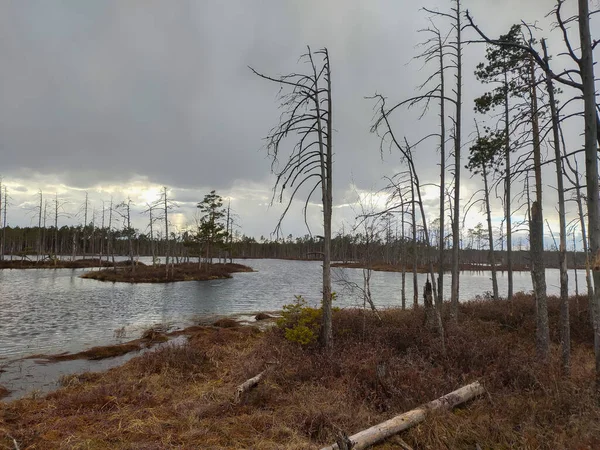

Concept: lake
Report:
left=0, top=258, right=589, bottom=360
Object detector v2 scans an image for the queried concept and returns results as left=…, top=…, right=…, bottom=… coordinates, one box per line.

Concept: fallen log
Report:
left=233, top=370, right=266, bottom=403
left=321, top=381, right=485, bottom=450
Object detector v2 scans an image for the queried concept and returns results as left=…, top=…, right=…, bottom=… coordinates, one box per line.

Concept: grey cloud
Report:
left=0, top=0, right=592, bottom=237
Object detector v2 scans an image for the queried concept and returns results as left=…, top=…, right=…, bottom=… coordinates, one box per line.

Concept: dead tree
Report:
left=116, top=198, right=135, bottom=274
left=79, top=192, right=89, bottom=259
left=142, top=203, right=158, bottom=265
left=382, top=172, right=417, bottom=308
left=425, top=0, right=465, bottom=320
left=372, top=95, right=445, bottom=352
left=542, top=38, right=570, bottom=373
left=152, top=187, right=177, bottom=277
left=468, top=0, right=600, bottom=389
left=53, top=194, right=69, bottom=265
left=251, top=46, right=334, bottom=348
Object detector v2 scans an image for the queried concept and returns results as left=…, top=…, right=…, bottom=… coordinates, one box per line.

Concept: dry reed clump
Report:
left=2, top=296, right=600, bottom=449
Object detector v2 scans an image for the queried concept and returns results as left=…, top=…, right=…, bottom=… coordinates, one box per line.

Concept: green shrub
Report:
left=277, top=295, right=323, bottom=345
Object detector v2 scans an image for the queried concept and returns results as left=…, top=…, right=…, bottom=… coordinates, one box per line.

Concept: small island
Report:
left=80, top=262, right=253, bottom=283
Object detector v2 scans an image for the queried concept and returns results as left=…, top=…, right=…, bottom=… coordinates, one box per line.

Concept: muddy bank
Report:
left=0, top=312, right=278, bottom=401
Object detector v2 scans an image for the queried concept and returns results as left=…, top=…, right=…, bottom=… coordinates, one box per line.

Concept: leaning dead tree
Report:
left=251, top=46, right=334, bottom=348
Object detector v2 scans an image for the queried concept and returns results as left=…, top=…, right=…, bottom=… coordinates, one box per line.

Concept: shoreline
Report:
left=0, top=311, right=278, bottom=402
left=0, top=296, right=597, bottom=448
left=331, top=261, right=588, bottom=272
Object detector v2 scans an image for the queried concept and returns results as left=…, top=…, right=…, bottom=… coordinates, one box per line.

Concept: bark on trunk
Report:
left=529, top=62, right=549, bottom=361
left=424, top=278, right=435, bottom=328
left=164, top=189, right=170, bottom=278
left=234, top=370, right=266, bottom=403
left=578, top=0, right=600, bottom=393
left=411, top=181, right=418, bottom=308
left=531, top=201, right=549, bottom=360
left=451, top=0, right=463, bottom=320
left=438, top=30, right=446, bottom=314
left=483, top=165, right=499, bottom=300
left=543, top=39, right=569, bottom=373
left=316, top=49, right=333, bottom=349
left=320, top=381, right=485, bottom=450
left=401, top=195, right=407, bottom=310
left=504, top=76, right=513, bottom=301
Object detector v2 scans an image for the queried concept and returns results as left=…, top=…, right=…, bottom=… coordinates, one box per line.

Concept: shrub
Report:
left=277, top=295, right=323, bottom=345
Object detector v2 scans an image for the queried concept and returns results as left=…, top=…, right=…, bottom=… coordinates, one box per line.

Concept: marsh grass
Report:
left=1, top=294, right=599, bottom=449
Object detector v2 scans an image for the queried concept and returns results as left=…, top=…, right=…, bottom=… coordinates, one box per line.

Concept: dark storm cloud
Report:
left=0, top=0, right=587, bottom=236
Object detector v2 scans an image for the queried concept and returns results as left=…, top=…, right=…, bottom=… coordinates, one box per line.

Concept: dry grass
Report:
left=28, top=328, right=170, bottom=362
left=81, top=262, right=253, bottom=283
left=2, top=295, right=600, bottom=449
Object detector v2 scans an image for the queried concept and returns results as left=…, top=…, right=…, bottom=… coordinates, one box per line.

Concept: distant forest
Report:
left=0, top=224, right=587, bottom=270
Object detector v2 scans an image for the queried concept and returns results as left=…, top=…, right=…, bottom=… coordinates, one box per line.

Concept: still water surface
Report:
left=0, top=258, right=589, bottom=359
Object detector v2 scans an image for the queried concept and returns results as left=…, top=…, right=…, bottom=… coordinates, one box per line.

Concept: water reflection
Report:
left=0, top=258, right=588, bottom=360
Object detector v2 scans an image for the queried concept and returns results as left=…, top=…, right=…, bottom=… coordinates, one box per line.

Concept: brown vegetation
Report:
left=28, top=329, right=170, bottom=362
left=80, top=262, right=253, bottom=283
left=0, top=387, right=8, bottom=401
left=2, top=295, right=600, bottom=449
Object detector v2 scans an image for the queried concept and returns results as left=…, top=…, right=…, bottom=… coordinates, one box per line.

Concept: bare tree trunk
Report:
left=320, top=381, right=485, bottom=450
left=411, top=181, right=418, bottom=308
left=529, top=58, right=549, bottom=361
left=483, top=165, right=499, bottom=300
left=424, top=278, right=435, bottom=328
left=437, top=30, right=447, bottom=315
left=108, top=198, right=115, bottom=271
left=578, top=0, right=600, bottom=393
left=450, top=0, right=463, bottom=320
left=503, top=75, right=513, bottom=301
left=401, top=193, right=407, bottom=310
left=163, top=187, right=170, bottom=278
left=37, top=190, right=42, bottom=262
left=126, top=199, right=135, bottom=275
left=82, top=192, right=88, bottom=260
left=54, top=194, right=59, bottom=266
left=565, top=154, right=594, bottom=316
left=543, top=39, right=569, bottom=373
left=2, top=187, right=6, bottom=261
left=316, top=49, right=333, bottom=349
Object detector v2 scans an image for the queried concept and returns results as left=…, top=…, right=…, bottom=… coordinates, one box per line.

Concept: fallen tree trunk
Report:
left=321, top=381, right=485, bottom=450
left=233, top=370, right=266, bottom=403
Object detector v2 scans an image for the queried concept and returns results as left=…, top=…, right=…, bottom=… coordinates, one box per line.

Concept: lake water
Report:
left=0, top=258, right=589, bottom=360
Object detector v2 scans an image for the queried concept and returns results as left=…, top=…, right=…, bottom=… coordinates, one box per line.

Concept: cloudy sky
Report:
left=0, top=0, right=594, bottom=244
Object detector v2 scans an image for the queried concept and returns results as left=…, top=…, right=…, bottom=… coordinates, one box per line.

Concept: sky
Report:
left=0, top=0, right=595, bottom=247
